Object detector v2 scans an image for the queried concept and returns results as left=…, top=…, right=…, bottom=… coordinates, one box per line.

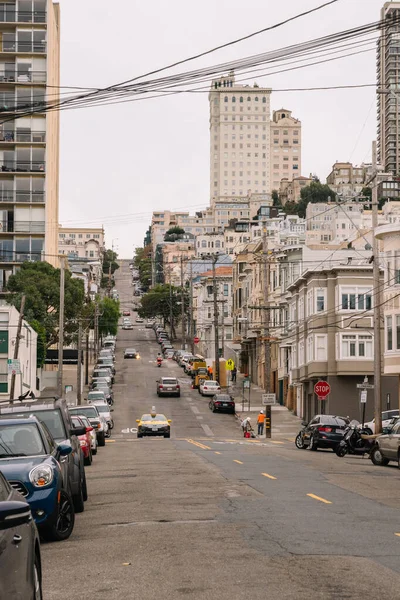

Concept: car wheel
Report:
left=370, top=445, right=389, bottom=466
left=177, top=393, right=180, bottom=398
left=308, top=435, right=318, bottom=451
left=73, top=479, right=85, bottom=513
left=33, top=549, right=42, bottom=600
left=98, top=432, right=106, bottom=447
left=84, top=450, right=92, bottom=467
left=157, top=392, right=160, bottom=397
left=295, top=433, right=306, bottom=450
left=164, top=433, right=170, bottom=438
left=212, top=407, right=216, bottom=413
left=42, top=490, right=75, bottom=542
left=92, top=444, right=97, bottom=456
left=398, top=451, right=400, bottom=470
left=137, top=433, right=143, bottom=438
left=82, top=469, right=88, bottom=502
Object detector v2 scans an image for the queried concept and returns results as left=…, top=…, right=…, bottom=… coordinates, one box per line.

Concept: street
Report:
left=42, top=262, right=400, bottom=600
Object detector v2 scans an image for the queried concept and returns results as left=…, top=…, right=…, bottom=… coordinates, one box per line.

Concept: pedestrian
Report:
left=257, top=410, right=265, bottom=436
left=241, top=416, right=252, bottom=437
left=208, top=365, right=213, bottom=378
left=231, top=366, right=237, bottom=383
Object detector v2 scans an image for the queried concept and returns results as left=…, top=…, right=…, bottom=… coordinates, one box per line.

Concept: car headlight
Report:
left=29, top=465, right=54, bottom=488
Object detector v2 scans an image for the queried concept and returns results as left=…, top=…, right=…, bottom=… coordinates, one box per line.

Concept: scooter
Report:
left=335, top=421, right=373, bottom=457
left=157, top=359, right=162, bottom=368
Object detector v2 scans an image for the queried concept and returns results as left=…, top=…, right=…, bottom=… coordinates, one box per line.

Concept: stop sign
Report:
left=194, top=337, right=199, bottom=344
left=314, top=381, right=331, bottom=400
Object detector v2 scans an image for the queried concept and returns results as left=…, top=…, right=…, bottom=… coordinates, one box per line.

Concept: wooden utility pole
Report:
left=85, top=329, right=89, bottom=386
left=77, top=320, right=82, bottom=406
left=180, top=256, right=186, bottom=350
left=189, top=261, right=194, bottom=355
left=262, top=219, right=271, bottom=392
left=372, top=141, right=382, bottom=434
left=57, top=256, right=65, bottom=398
left=94, top=302, right=99, bottom=360
left=9, top=294, right=25, bottom=402
left=212, top=255, right=220, bottom=383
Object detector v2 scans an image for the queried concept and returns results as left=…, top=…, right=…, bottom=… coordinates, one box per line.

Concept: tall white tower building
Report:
left=209, top=73, right=272, bottom=205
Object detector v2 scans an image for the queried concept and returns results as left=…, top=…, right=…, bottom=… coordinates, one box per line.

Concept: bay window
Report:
left=340, top=334, right=373, bottom=359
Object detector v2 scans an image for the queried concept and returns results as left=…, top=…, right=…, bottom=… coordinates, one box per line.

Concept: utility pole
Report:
left=57, top=256, right=65, bottom=398
left=189, top=261, right=194, bottom=355
left=94, top=301, right=99, bottom=361
left=169, top=280, right=174, bottom=340
left=212, top=255, right=220, bottom=383
left=9, top=294, right=25, bottom=401
left=262, top=219, right=271, bottom=392
left=77, top=320, right=82, bottom=406
left=372, top=141, right=382, bottom=434
left=180, top=256, right=186, bottom=350
left=85, top=328, right=89, bottom=386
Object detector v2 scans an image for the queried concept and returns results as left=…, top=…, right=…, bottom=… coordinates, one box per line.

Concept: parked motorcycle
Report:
left=335, top=421, right=373, bottom=457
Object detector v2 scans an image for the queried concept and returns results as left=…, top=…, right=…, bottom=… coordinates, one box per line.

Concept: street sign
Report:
left=226, top=359, right=235, bottom=371
left=356, top=383, right=374, bottom=389
left=314, top=381, right=330, bottom=400
left=7, top=359, right=20, bottom=375
left=193, top=337, right=199, bottom=344
left=243, top=379, right=250, bottom=389
left=360, top=390, right=367, bottom=404
left=262, top=393, right=276, bottom=405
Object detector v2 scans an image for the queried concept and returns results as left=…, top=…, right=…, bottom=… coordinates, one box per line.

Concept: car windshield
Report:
left=321, top=416, right=348, bottom=426
left=125, top=348, right=136, bottom=353
left=206, top=381, right=218, bottom=386
left=78, top=416, right=91, bottom=427
left=22, top=409, right=66, bottom=441
left=0, top=423, right=46, bottom=457
left=382, top=410, right=399, bottom=420
left=88, top=392, right=105, bottom=399
left=95, top=405, right=110, bottom=414
left=71, top=416, right=82, bottom=428
left=141, top=414, right=167, bottom=422
left=215, top=395, right=232, bottom=401
left=70, top=407, right=98, bottom=419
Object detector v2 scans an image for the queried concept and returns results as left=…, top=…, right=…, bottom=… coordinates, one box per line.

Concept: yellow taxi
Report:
left=136, top=407, right=171, bottom=439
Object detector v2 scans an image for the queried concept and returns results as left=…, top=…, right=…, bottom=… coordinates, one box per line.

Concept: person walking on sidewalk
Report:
left=231, top=366, right=237, bottom=383
left=257, top=410, right=265, bottom=436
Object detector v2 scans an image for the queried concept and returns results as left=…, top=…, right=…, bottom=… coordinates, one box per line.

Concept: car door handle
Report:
left=13, top=534, right=22, bottom=545
left=60, top=457, right=68, bottom=463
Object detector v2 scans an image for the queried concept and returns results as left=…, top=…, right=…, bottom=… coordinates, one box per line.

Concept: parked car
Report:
left=157, top=377, right=181, bottom=397
left=90, top=382, right=114, bottom=404
left=122, top=323, right=133, bottom=330
left=91, top=376, right=112, bottom=391
left=124, top=347, right=139, bottom=359
left=123, top=310, right=131, bottom=316
left=99, top=348, right=115, bottom=361
left=136, top=317, right=144, bottom=323
left=365, top=410, right=400, bottom=434
left=199, top=380, right=221, bottom=396
left=0, top=417, right=75, bottom=542
left=91, top=402, right=114, bottom=431
left=69, top=406, right=107, bottom=447
left=209, top=394, right=235, bottom=414
left=87, top=390, right=107, bottom=403
left=145, top=321, right=153, bottom=328
left=164, top=349, right=175, bottom=359
left=0, top=397, right=87, bottom=513
left=136, top=412, right=171, bottom=438
left=0, top=470, right=43, bottom=598
left=77, top=414, right=97, bottom=456
left=370, top=419, right=400, bottom=467
left=295, top=415, right=349, bottom=451
left=103, top=340, right=116, bottom=350
left=70, top=415, right=93, bottom=466
left=92, top=367, right=114, bottom=385
left=96, top=358, right=116, bottom=375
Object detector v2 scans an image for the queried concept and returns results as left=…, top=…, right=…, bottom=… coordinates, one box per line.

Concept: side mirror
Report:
left=301, top=421, right=308, bottom=427
left=110, top=409, right=114, bottom=412
left=57, top=442, right=73, bottom=456
left=136, top=419, right=140, bottom=423
left=168, top=419, right=172, bottom=424
left=70, top=426, right=87, bottom=437
left=0, top=501, right=32, bottom=531
left=86, top=426, right=94, bottom=432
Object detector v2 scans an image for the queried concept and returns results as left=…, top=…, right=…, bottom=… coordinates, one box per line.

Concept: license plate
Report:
left=223, top=403, right=227, bottom=407
left=152, top=427, right=158, bottom=431
left=166, top=387, right=173, bottom=390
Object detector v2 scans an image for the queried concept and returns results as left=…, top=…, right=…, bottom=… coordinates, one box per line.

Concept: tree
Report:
left=164, top=226, right=185, bottom=241
left=30, top=319, right=46, bottom=368
left=133, top=245, right=152, bottom=292
left=98, top=297, right=120, bottom=337
left=6, top=261, right=86, bottom=351
left=271, top=189, right=281, bottom=208
left=101, top=249, right=119, bottom=289
left=295, top=181, right=336, bottom=218
left=138, top=284, right=188, bottom=340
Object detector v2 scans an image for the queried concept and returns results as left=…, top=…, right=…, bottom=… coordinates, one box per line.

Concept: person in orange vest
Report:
left=207, top=366, right=213, bottom=378
left=257, top=410, right=265, bottom=436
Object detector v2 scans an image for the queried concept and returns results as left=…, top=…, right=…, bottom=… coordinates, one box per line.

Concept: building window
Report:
left=240, top=96, right=243, bottom=102
left=395, top=269, right=400, bottom=284
left=223, top=283, right=229, bottom=296
left=307, top=336, right=314, bottom=363
left=340, top=334, right=373, bottom=359
left=341, top=287, right=372, bottom=311
left=316, top=290, right=325, bottom=312
left=315, top=335, right=327, bottom=361
left=298, top=340, right=304, bottom=366
left=387, top=315, right=393, bottom=350
left=306, top=290, right=313, bottom=316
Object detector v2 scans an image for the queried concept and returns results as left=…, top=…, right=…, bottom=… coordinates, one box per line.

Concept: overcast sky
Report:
left=58, top=0, right=385, bottom=257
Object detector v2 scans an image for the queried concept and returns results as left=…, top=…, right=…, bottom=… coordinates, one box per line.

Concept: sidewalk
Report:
left=228, top=374, right=302, bottom=441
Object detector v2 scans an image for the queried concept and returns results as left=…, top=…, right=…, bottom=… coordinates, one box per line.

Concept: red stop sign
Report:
left=314, top=381, right=331, bottom=400
left=194, top=337, right=199, bottom=344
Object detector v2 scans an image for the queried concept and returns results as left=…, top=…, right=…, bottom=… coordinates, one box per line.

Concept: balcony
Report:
left=0, top=130, right=45, bottom=143
left=0, top=9, right=46, bottom=24
left=0, top=38, right=46, bottom=54
left=0, top=221, right=45, bottom=233
left=0, top=160, right=45, bottom=173
left=0, top=70, right=46, bottom=83
left=0, top=190, right=45, bottom=203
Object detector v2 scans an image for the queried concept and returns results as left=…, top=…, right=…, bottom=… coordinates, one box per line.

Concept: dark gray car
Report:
left=157, top=377, right=180, bottom=397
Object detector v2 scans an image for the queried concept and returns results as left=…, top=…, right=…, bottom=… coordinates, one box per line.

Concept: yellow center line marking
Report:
left=186, top=438, right=211, bottom=450
left=233, top=460, right=243, bottom=465
left=307, top=493, right=332, bottom=505
left=270, top=440, right=285, bottom=444
left=215, top=451, right=221, bottom=455
left=105, top=439, right=116, bottom=443
left=395, top=533, right=400, bottom=537
left=262, top=473, right=277, bottom=480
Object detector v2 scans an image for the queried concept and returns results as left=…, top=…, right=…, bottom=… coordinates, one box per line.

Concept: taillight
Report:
left=215, top=402, right=221, bottom=406
left=79, top=439, right=88, bottom=447
left=318, top=426, right=332, bottom=433
left=177, top=385, right=180, bottom=389
left=159, top=385, right=163, bottom=389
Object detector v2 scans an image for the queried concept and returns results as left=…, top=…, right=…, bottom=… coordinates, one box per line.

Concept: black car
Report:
left=295, top=414, right=350, bottom=451
left=209, top=394, right=236, bottom=414
left=0, top=397, right=88, bottom=513
left=0, top=471, right=43, bottom=599
left=124, top=347, right=139, bottom=359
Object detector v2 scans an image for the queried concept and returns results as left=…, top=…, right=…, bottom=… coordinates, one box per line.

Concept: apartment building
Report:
left=195, top=230, right=225, bottom=257
left=270, top=109, right=302, bottom=191
left=160, top=239, right=196, bottom=287
left=209, top=73, right=271, bottom=202
left=0, top=0, right=60, bottom=289
left=377, top=2, right=400, bottom=174
left=193, top=265, right=233, bottom=360
left=279, top=175, right=312, bottom=205
left=284, top=263, right=397, bottom=421
left=58, top=226, right=105, bottom=260
left=326, top=162, right=365, bottom=196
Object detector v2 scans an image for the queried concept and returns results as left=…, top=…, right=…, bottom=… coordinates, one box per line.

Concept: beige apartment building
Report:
left=58, top=226, right=105, bottom=260
left=279, top=175, right=311, bottom=205
left=377, top=2, right=400, bottom=174
left=0, top=0, right=60, bottom=289
left=326, top=162, right=365, bottom=196
left=270, top=109, right=301, bottom=192
left=209, top=73, right=272, bottom=202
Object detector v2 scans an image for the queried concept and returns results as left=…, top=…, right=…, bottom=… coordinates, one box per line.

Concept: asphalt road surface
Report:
left=42, top=261, right=400, bottom=599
